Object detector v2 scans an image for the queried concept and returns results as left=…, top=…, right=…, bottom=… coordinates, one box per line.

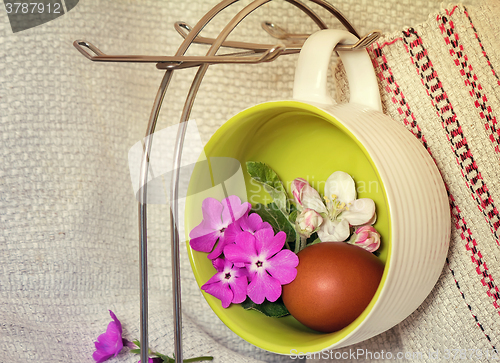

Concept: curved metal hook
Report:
left=138, top=2, right=245, bottom=363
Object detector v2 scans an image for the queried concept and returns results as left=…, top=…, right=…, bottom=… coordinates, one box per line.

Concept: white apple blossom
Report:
left=292, top=171, right=376, bottom=242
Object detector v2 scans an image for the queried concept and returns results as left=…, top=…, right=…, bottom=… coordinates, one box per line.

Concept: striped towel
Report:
left=330, top=1, right=500, bottom=360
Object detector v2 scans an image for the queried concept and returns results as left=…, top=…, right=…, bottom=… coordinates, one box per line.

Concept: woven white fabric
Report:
left=0, top=0, right=493, bottom=362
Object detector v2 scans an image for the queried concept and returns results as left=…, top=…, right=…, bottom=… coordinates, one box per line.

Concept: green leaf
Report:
left=241, top=297, right=290, bottom=318
left=251, top=203, right=296, bottom=245
left=183, top=357, right=214, bottom=362
left=246, top=161, right=289, bottom=215
left=287, top=201, right=298, bottom=216
left=132, top=340, right=141, bottom=348
left=129, top=349, right=141, bottom=354
left=288, top=209, right=298, bottom=224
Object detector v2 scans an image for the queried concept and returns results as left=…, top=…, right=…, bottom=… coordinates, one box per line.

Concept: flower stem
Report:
left=295, top=235, right=307, bottom=253
left=183, top=356, right=214, bottom=362
left=294, top=231, right=301, bottom=254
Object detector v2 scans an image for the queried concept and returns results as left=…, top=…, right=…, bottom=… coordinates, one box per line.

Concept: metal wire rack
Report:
left=73, top=1, right=381, bottom=362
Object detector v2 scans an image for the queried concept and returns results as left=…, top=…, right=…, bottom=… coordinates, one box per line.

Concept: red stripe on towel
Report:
left=438, top=13, right=500, bottom=155
left=462, top=7, right=500, bottom=86
left=373, top=38, right=403, bottom=49
left=370, top=47, right=431, bottom=152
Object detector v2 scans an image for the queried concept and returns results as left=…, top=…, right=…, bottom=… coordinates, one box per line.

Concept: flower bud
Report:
left=350, top=225, right=380, bottom=252
left=291, top=178, right=308, bottom=207
left=291, top=178, right=325, bottom=212
left=296, top=208, right=323, bottom=238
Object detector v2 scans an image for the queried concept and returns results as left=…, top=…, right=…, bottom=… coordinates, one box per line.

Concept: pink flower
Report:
left=189, top=196, right=250, bottom=256
left=207, top=211, right=272, bottom=261
left=295, top=208, right=323, bottom=238
left=238, top=212, right=273, bottom=235
left=211, top=257, right=226, bottom=272
left=201, top=258, right=248, bottom=308
left=93, top=310, right=124, bottom=362
left=291, top=178, right=325, bottom=212
left=224, top=229, right=299, bottom=304
left=349, top=225, right=381, bottom=252
left=291, top=178, right=308, bottom=207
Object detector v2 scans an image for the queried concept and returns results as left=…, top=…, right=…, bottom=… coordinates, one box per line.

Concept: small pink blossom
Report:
left=93, top=310, right=124, bottom=362
left=238, top=212, right=273, bottom=235
left=291, top=178, right=324, bottom=211
left=295, top=208, right=323, bottom=238
left=291, top=178, right=308, bottom=207
left=189, top=196, right=250, bottom=255
left=224, top=229, right=299, bottom=304
left=349, top=225, right=381, bottom=252
left=207, top=211, right=272, bottom=260
left=212, top=257, right=226, bottom=272
left=201, top=258, right=248, bottom=308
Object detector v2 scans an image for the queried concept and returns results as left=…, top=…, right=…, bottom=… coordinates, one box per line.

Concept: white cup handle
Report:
left=293, top=29, right=382, bottom=112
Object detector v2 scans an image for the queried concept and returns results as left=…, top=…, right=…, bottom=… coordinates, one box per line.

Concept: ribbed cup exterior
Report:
left=321, top=103, right=451, bottom=349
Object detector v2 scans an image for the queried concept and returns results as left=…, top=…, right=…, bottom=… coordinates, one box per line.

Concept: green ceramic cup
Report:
left=185, top=29, right=450, bottom=354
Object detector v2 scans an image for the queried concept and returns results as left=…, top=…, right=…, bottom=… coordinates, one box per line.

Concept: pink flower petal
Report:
left=260, top=221, right=273, bottom=231
left=221, top=196, right=251, bottom=226
left=202, top=277, right=233, bottom=308
left=242, top=213, right=272, bottom=233
left=224, top=232, right=256, bottom=264
left=352, top=225, right=381, bottom=252
left=207, top=235, right=231, bottom=260
left=202, top=259, right=250, bottom=308
left=189, top=219, right=217, bottom=239
left=266, top=249, right=299, bottom=284
left=291, top=178, right=308, bottom=206
left=366, top=241, right=380, bottom=252
left=202, top=270, right=224, bottom=286
left=98, top=324, right=121, bottom=350
left=93, top=311, right=123, bottom=362
left=230, top=275, right=249, bottom=304
left=357, top=230, right=369, bottom=241
left=212, top=257, right=225, bottom=272
left=254, top=229, right=286, bottom=259
left=189, top=231, right=220, bottom=253
left=108, top=310, right=122, bottom=333
left=92, top=349, right=114, bottom=363
left=201, top=198, right=225, bottom=230
left=223, top=221, right=242, bottom=243
left=300, top=184, right=327, bottom=214
left=237, top=213, right=252, bottom=233
left=247, top=269, right=281, bottom=304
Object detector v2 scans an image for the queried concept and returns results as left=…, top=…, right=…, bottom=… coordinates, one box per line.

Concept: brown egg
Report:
left=282, top=242, right=384, bottom=333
